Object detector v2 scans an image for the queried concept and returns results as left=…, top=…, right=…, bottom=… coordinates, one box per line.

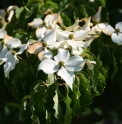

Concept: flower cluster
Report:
left=0, top=29, right=29, bottom=77
left=27, top=12, right=98, bottom=89
left=1, top=5, right=121, bottom=89
left=91, top=6, right=122, bottom=45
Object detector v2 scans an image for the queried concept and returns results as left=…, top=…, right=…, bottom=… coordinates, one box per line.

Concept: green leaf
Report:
left=20, top=95, right=30, bottom=121
left=30, top=80, right=43, bottom=92
left=63, top=95, right=72, bottom=124
left=74, top=5, right=88, bottom=19
left=69, top=83, right=81, bottom=116
left=29, top=4, right=40, bottom=17
left=12, top=29, right=29, bottom=43
left=11, top=72, right=26, bottom=101
left=45, top=83, right=58, bottom=113
left=15, top=7, right=24, bottom=19
left=24, top=66, right=35, bottom=94
left=45, top=1, right=58, bottom=10
left=97, top=73, right=105, bottom=94
left=77, top=73, right=92, bottom=111
left=27, top=0, right=43, bottom=5
left=30, top=83, right=46, bottom=123
left=97, top=0, right=106, bottom=5
left=81, top=49, right=96, bottom=60
left=23, top=101, right=33, bottom=123
left=58, top=0, right=70, bottom=11
left=111, top=56, right=118, bottom=80
left=61, top=12, right=72, bottom=26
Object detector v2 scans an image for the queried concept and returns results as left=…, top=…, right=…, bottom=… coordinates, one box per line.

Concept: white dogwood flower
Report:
left=3, top=50, right=19, bottom=78
left=54, top=28, right=90, bottom=55
left=0, top=30, right=21, bottom=64
left=28, top=12, right=61, bottom=40
left=97, top=22, right=115, bottom=36
left=27, top=40, right=53, bottom=60
left=97, top=22, right=122, bottom=45
left=111, top=22, right=122, bottom=45
left=38, top=48, right=86, bottom=89
left=1, top=40, right=29, bottom=77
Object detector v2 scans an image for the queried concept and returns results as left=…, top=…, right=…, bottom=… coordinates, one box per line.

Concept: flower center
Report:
left=59, top=61, right=64, bottom=66
left=94, top=21, right=99, bottom=24
left=42, top=42, right=47, bottom=47
left=42, top=21, right=46, bottom=26
left=61, top=26, right=66, bottom=30
left=69, top=34, right=74, bottom=39
left=12, top=50, right=16, bottom=55
left=116, top=28, right=120, bottom=33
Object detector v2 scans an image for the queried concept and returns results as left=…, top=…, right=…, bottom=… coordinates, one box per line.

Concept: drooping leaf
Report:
left=30, top=82, right=46, bottom=123
left=77, top=73, right=92, bottom=111
left=11, top=72, right=26, bottom=101
left=63, top=95, right=72, bottom=124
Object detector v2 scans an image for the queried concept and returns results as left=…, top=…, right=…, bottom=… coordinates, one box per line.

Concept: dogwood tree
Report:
left=0, top=0, right=122, bottom=123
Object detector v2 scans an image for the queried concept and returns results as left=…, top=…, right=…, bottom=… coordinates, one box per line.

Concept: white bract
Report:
left=97, top=22, right=115, bottom=36
left=0, top=9, right=5, bottom=19
left=0, top=29, right=21, bottom=61
left=92, top=6, right=102, bottom=23
left=38, top=48, right=86, bottom=89
left=0, top=29, right=7, bottom=39
left=7, top=6, right=18, bottom=23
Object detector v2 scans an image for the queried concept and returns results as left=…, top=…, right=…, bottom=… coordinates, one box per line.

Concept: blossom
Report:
left=97, top=22, right=122, bottom=45
left=89, top=25, right=102, bottom=35
left=0, top=33, right=28, bottom=77
left=28, top=12, right=61, bottom=40
left=97, top=22, right=115, bottom=36
left=27, top=40, right=53, bottom=60
left=38, top=48, right=86, bottom=89
left=0, top=34, right=22, bottom=65
left=111, top=22, right=122, bottom=45
left=55, top=28, right=90, bottom=55
left=2, top=50, right=19, bottom=78
left=1, top=41, right=29, bottom=78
